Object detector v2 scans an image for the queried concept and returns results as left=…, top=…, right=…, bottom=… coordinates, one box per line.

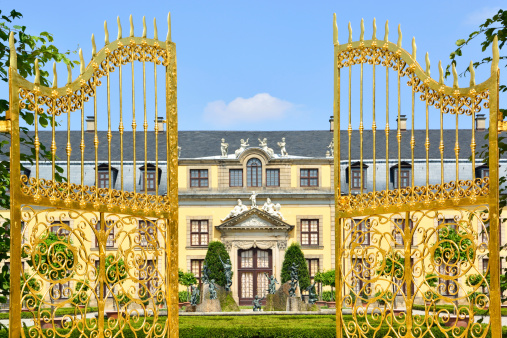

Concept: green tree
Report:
left=280, top=243, right=310, bottom=290
left=0, top=8, right=77, bottom=312
left=446, top=8, right=507, bottom=302
left=104, top=255, right=128, bottom=311
left=178, top=269, right=197, bottom=302
left=204, top=241, right=231, bottom=288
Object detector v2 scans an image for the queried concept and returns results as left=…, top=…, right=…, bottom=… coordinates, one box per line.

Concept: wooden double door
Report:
left=237, top=248, right=272, bottom=305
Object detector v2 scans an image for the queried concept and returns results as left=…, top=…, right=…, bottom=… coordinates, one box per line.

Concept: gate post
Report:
left=488, top=36, right=501, bottom=338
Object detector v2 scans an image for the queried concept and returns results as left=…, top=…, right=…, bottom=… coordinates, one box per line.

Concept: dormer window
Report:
left=139, top=164, right=162, bottom=192
left=346, top=162, right=368, bottom=191
left=475, top=165, right=489, bottom=179
left=96, top=164, right=118, bottom=189
left=391, top=162, right=411, bottom=189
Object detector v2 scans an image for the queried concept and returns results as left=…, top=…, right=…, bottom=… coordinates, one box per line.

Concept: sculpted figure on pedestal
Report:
left=221, top=199, right=248, bottom=221
left=258, top=138, right=274, bottom=157
left=249, top=191, right=258, bottom=208
left=235, top=138, right=249, bottom=157
left=221, top=138, right=229, bottom=157
left=277, top=137, right=288, bottom=157
left=190, top=285, right=200, bottom=306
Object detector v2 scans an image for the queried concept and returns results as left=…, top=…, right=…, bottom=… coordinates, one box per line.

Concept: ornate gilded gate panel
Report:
left=333, top=16, right=501, bottom=337
left=7, top=15, right=179, bottom=338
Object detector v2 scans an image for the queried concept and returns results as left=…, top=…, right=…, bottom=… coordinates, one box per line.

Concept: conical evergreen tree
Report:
left=204, top=241, right=232, bottom=287
left=281, top=243, right=310, bottom=290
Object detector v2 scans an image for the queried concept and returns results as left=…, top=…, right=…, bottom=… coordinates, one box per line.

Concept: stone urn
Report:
left=326, top=301, right=336, bottom=309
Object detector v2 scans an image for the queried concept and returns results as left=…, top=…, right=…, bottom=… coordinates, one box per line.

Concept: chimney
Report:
left=396, top=115, right=407, bottom=131
left=329, top=115, right=334, bottom=132
left=475, top=114, right=486, bottom=131
left=155, top=116, right=165, bottom=133
left=86, top=116, right=95, bottom=132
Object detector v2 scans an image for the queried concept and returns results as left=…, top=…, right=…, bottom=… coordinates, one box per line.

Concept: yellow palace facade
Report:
left=1, top=115, right=504, bottom=308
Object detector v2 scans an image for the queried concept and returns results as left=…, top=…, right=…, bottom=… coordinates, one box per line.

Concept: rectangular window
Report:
left=191, top=259, right=204, bottom=285
left=98, top=172, right=109, bottom=188
left=483, top=169, right=489, bottom=178
left=266, top=169, right=280, bottom=187
left=50, top=221, right=71, bottom=236
left=190, top=169, right=209, bottom=188
left=190, top=220, right=209, bottom=246
left=394, top=218, right=414, bottom=246
left=306, top=259, right=319, bottom=281
left=141, top=171, right=157, bottom=191
left=300, top=169, right=318, bottom=187
left=394, top=168, right=411, bottom=189
left=351, top=168, right=366, bottom=190
left=355, top=219, right=370, bottom=246
left=139, top=220, right=157, bottom=247
left=229, top=169, right=243, bottom=187
left=95, top=220, right=115, bottom=248
left=139, top=260, right=157, bottom=293
left=301, top=219, right=319, bottom=246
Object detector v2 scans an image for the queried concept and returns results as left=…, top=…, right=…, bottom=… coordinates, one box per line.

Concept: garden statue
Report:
left=289, top=263, right=299, bottom=297
left=277, top=137, right=288, bottom=157
left=235, top=138, right=249, bottom=156
left=219, top=255, right=233, bottom=291
left=190, top=285, right=200, bottom=306
left=306, top=282, right=317, bottom=304
left=264, top=272, right=279, bottom=294
left=202, top=261, right=210, bottom=285
left=253, top=295, right=264, bottom=311
left=209, top=279, right=217, bottom=300
left=221, top=138, right=229, bottom=157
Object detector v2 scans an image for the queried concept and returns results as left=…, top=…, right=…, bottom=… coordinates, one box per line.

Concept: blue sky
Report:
left=4, top=0, right=505, bottom=131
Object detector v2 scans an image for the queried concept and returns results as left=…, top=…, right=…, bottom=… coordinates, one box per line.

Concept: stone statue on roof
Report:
left=221, top=199, right=248, bottom=221
left=178, top=146, right=181, bottom=158
left=249, top=191, right=258, bottom=208
left=262, top=198, right=275, bottom=214
left=258, top=138, right=274, bottom=157
left=235, top=138, right=249, bottom=157
left=277, top=137, right=288, bottom=157
left=221, top=138, right=229, bottom=157
left=327, top=140, right=334, bottom=157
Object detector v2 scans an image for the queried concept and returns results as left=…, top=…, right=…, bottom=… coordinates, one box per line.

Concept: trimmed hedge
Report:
left=204, top=241, right=232, bottom=288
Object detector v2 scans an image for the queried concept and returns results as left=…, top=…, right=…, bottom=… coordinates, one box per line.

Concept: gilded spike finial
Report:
left=333, top=13, right=338, bottom=45
left=384, top=20, right=389, bottom=42
left=117, top=16, right=122, bottom=40
left=142, top=16, right=147, bottom=38
left=91, top=34, right=96, bottom=57
left=34, top=59, right=40, bottom=85
left=425, top=52, right=430, bottom=76
left=129, top=15, right=134, bottom=37
left=167, top=12, right=171, bottom=42
left=452, top=62, right=458, bottom=88
left=372, top=18, right=376, bottom=40
left=52, top=62, right=57, bottom=88
left=104, top=21, right=109, bottom=45
left=348, top=22, right=352, bottom=43
left=154, top=17, right=158, bottom=40
left=397, top=24, right=402, bottom=48
left=438, top=60, right=443, bottom=84
left=9, top=31, right=17, bottom=71
left=79, top=48, right=85, bottom=75
left=66, top=63, right=72, bottom=85
left=469, top=61, right=475, bottom=86
left=411, top=37, right=416, bottom=60
left=360, top=18, right=364, bottom=42
left=492, top=34, right=499, bottom=74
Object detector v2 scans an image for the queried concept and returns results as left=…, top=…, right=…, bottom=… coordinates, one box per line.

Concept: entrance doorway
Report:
left=238, top=248, right=272, bottom=305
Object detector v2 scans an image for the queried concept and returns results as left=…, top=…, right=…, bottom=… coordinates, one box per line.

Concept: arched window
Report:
left=247, top=158, right=262, bottom=187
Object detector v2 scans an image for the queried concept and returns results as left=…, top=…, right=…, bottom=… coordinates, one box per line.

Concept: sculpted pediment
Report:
left=217, top=208, right=294, bottom=232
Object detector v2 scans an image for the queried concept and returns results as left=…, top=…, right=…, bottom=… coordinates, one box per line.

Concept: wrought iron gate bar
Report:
left=8, top=13, right=179, bottom=338
left=333, top=15, right=501, bottom=338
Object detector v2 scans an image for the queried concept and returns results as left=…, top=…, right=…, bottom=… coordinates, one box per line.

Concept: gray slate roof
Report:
left=0, top=129, right=490, bottom=161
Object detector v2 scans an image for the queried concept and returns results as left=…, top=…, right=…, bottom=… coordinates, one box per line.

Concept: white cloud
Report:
left=465, top=7, right=501, bottom=25
left=203, top=93, right=294, bottom=127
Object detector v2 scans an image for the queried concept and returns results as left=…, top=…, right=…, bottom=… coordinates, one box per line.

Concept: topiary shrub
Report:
left=281, top=243, right=311, bottom=290
left=204, top=241, right=232, bottom=288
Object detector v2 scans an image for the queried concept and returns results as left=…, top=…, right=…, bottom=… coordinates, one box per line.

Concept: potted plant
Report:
left=375, top=290, right=393, bottom=307
left=347, top=290, right=356, bottom=308
left=319, top=270, right=335, bottom=308
left=178, top=291, right=190, bottom=309
left=103, top=255, right=128, bottom=319
left=178, top=269, right=196, bottom=308
left=359, top=290, right=368, bottom=307
left=314, top=271, right=327, bottom=308
left=72, top=279, right=90, bottom=309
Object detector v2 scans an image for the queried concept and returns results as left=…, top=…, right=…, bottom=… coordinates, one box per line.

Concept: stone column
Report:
left=277, top=240, right=287, bottom=284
